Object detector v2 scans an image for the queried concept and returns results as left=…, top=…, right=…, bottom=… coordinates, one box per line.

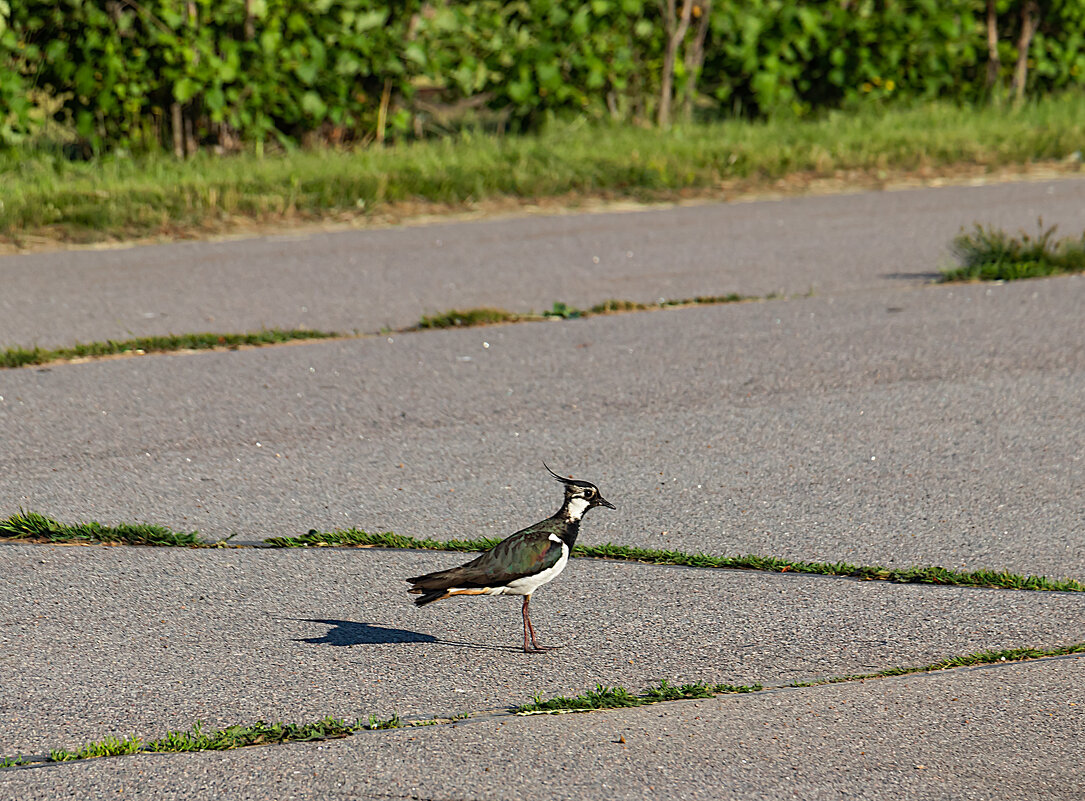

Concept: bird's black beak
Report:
left=596, top=497, right=616, bottom=510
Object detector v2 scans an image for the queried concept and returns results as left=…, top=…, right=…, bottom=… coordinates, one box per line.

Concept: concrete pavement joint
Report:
left=2, top=644, right=1080, bottom=771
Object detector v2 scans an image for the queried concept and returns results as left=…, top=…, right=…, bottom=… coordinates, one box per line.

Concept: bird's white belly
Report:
left=499, top=542, right=570, bottom=596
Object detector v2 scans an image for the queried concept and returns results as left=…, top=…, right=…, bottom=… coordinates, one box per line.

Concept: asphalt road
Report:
left=1, top=278, right=1081, bottom=578
left=3, top=656, right=1082, bottom=800
left=3, top=178, right=1085, bottom=349
left=3, top=544, right=1081, bottom=756
left=1, top=181, right=1083, bottom=798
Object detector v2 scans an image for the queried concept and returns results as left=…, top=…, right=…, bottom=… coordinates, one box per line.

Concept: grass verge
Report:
left=4, top=94, right=1084, bottom=247
left=0, top=328, right=341, bottom=370
left=2, top=644, right=1080, bottom=768
left=941, top=222, right=1085, bottom=282
left=264, top=527, right=1085, bottom=593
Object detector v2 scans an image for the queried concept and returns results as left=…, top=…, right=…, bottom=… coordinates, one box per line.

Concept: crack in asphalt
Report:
left=3, top=649, right=1081, bottom=772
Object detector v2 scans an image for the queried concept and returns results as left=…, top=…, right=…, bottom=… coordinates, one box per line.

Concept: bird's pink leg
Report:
left=522, top=595, right=560, bottom=653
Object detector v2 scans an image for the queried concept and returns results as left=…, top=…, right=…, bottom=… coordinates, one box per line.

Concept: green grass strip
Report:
left=941, top=223, right=1085, bottom=282
left=264, top=527, right=505, bottom=552
left=790, top=642, right=1085, bottom=687
left=0, top=328, right=341, bottom=369
left=0, top=510, right=209, bottom=547
left=2, top=296, right=744, bottom=368
left=13, top=714, right=410, bottom=767
left=4, top=93, right=1085, bottom=246
left=514, top=679, right=763, bottom=714
left=263, top=528, right=1085, bottom=593
left=414, top=295, right=747, bottom=329
left=6, top=512, right=1082, bottom=593
left=43, top=716, right=369, bottom=764
left=417, top=308, right=520, bottom=329
left=574, top=543, right=1085, bottom=592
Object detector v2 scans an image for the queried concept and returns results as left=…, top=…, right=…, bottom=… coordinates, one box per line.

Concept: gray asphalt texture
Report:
left=3, top=544, right=1081, bottom=755
left=1, top=278, right=1082, bottom=578
left=1, top=180, right=1084, bottom=798
left=3, top=178, right=1085, bottom=349
left=3, top=656, right=1082, bottom=800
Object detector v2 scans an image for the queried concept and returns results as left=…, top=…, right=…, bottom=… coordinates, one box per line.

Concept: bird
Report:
left=406, top=464, right=615, bottom=653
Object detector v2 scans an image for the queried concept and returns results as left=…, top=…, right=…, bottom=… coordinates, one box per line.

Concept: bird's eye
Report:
left=584, top=488, right=596, bottom=498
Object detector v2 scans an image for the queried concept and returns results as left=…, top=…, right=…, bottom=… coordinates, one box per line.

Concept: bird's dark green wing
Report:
left=407, top=520, right=565, bottom=590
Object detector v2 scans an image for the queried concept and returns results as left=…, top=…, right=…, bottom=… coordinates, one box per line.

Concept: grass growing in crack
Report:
left=146, top=718, right=360, bottom=751
left=264, top=528, right=504, bottom=552
left=417, top=308, right=517, bottom=329
left=574, top=543, right=1085, bottom=592
left=38, top=717, right=366, bottom=765
left=3, top=296, right=750, bottom=367
left=8, top=512, right=1083, bottom=595
left=49, top=735, right=143, bottom=762
left=3, top=714, right=420, bottom=767
left=4, top=644, right=1081, bottom=768
left=515, top=680, right=763, bottom=714
left=941, top=222, right=1085, bottom=282
left=263, top=528, right=1085, bottom=593
left=0, top=510, right=208, bottom=547
left=413, top=294, right=750, bottom=330
left=0, top=328, right=341, bottom=369
left=789, top=642, right=1085, bottom=687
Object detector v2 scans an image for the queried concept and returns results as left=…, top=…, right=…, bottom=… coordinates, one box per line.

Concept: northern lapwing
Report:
left=406, top=465, right=615, bottom=653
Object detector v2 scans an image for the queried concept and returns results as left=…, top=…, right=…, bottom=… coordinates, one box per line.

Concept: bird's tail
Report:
left=410, top=588, right=450, bottom=607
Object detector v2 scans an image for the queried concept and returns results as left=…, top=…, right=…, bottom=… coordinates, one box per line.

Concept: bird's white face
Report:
left=564, top=495, right=591, bottom=521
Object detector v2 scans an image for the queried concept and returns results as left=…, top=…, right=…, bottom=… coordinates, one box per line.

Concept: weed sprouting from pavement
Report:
left=49, top=735, right=143, bottom=762
left=514, top=680, right=763, bottom=714
left=34, top=717, right=366, bottom=765
left=0, top=510, right=208, bottom=547
left=941, top=221, right=1085, bottom=282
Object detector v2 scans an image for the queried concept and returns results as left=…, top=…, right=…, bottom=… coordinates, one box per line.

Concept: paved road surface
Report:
left=3, top=178, right=1084, bottom=349
left=3, top=545, right=1081, bottom=756
left=3, top=656, right=1081, bottom=800
left=1, top=181, right=1082, bottom=799
left=1, top=278, right=1081, bottom=578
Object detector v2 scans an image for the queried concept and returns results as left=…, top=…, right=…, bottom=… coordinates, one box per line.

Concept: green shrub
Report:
left=2, top=0, right=1083, bottom=152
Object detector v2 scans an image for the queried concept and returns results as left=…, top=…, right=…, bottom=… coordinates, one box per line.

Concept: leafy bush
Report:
left=1, top=0, right=1083, bottom=152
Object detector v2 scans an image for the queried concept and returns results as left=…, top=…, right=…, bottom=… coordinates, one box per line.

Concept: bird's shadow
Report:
left=291, top=618, right=522, bottom=652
